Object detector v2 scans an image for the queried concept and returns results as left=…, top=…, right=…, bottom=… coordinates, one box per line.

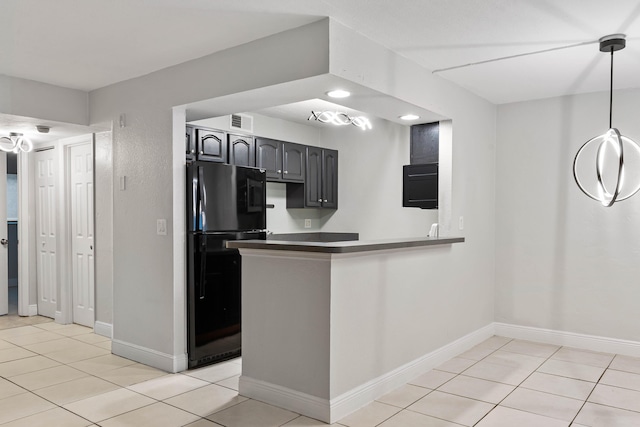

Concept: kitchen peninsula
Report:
left=227, top=236, right=465, bottom=423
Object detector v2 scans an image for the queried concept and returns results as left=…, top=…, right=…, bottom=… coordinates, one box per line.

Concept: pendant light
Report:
left=0, top=133, right=33, bottom=153
left=573, top=34, right=640, bottom=207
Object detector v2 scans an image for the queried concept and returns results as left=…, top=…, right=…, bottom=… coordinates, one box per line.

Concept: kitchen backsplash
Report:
left=266, top=182, right=331, bottom=233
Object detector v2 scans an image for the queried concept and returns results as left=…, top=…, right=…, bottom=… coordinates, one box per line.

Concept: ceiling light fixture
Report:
left=308, top=111, right=372, bottom=130
left=573, top=34, right=640, bottom=207
left=400, top=114, right=420, bottom=121
left=326, top=90, right=351, bottom=98
left=0, top=133, right=33, bottom=153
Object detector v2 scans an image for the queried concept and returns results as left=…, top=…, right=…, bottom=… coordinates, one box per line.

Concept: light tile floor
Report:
left=1, top=316, right=640, bottom=426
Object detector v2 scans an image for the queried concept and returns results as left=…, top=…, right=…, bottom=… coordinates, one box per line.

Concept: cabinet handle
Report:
left=200, top=151, right=203, bottom=155
left=191, top=150, right=195, bottom=154
left=324, top=199, right=328, bottom=203
left=284, top=171, right=288, bottom=174
left=277, top=170, right=282, bottom=173
left=318, top=199, right=322, bottom=202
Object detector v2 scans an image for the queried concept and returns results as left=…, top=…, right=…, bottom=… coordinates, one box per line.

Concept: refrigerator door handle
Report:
left=198, top=235, right=207, bottom=300
left=198, top=166, right=206, bottom=231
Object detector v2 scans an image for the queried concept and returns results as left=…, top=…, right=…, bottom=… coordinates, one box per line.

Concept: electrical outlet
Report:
left=157, top=219, right=167, bottom=235
left=459, top=216, right=464, bottom=230
left=304, top=219, right=312, bottom=228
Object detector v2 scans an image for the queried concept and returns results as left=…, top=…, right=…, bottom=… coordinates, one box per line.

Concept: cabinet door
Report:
left=228, top=134, right=255, bottom=167
left=322, top=149, right=338, bottom=209
left=305, top=146, right=322, bottom=207
left=255, top=138, right=282, bottom=180
left=196, top=128, right=227, bottom=162
left=282, top=142, right=305, bottom=182
left=186, top=126, right=195, bottom=161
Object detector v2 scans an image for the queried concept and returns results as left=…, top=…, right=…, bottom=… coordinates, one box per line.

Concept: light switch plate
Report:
left=304, top=219, right=311, bottom=228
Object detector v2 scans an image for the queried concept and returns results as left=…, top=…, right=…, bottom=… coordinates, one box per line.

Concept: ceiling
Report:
left=2, top=0, right=640, bottom=137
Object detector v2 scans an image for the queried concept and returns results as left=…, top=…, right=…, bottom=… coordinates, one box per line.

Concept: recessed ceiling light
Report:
left=326, top=89, right=351, bottom=98
left=399, top=114, right=420, bottom=121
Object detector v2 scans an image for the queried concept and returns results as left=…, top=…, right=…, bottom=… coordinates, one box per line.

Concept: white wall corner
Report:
left=94, top=321, right=113, bottom=338
left=112, top=339, right=187, bottom=373
left=27, top=304, right=38, bottom=316
left=239, top=376, right=330, bottom=423
left=494, top=322, right=640, bottom=358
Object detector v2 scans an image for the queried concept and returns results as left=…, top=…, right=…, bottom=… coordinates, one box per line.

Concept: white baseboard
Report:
left=28, top=304, right=37, bottom=316
left=494, top=322, right=640, bottom=358
left=94, top=321, right=113, bottom=339
left=240, top=323, right=495, bottom=423
left=240, top=377, right=331, bottom=422
left=112, top=339, right=188, bottom=373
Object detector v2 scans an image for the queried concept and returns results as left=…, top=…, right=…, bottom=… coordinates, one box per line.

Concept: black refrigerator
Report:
left=186, top=161, right=266, bottom=368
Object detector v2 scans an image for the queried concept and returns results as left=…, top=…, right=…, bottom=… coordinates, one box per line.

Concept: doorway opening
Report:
left=7, top=152, right=18, bottom=315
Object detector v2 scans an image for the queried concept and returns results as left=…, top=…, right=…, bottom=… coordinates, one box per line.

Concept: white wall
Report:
left=495, top=88, right=640, bottom=340
left=0, top=74, right=88, bottom=126
left=329, top=20, right=497, bottom=343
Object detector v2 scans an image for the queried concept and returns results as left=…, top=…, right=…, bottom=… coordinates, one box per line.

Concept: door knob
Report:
left=0, top=238, right=7, bottom=246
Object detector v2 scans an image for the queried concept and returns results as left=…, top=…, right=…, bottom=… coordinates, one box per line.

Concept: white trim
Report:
left=240, top=323, right=494, bottom=423
left=54, top=310, right=70, bottom=324
left=28, top=304, right=38, bottom=316
left=240, top=377, right=330, bottom=422
left=494, top=322, right=640, bottom=358
left=94, top=321, right=113, bottom=338
left=112, top=339, right=187, bottom=373
left=17, top=151, right=31, bottom=317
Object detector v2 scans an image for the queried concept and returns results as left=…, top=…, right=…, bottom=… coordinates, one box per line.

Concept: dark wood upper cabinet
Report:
left=290, top=147, right=337, bottom=209
left=321, top=149, right=338, bottom=209
left=305, top=146, right=322, bottom=207
left=196, top=128, right=227, bottom=163
left=282, top=142, right=305, bottom=183
left=410, top=122, right=439, bottom=164
left=403, top=163, right=438, bottom=209
left=228, top=134, right=255, bottom=167
left=255, top=137, right=282, bottom=180
left=186, top=126, right=195, bottom=161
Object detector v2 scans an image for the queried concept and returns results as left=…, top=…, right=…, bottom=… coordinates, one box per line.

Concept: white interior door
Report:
left=70, top=142, right=94, bottom=327
left=35, top=149, right=58, bottom=318
left=0, top=152, right=7, bottom=316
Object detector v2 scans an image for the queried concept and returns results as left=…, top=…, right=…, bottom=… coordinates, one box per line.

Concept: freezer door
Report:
left=187, top=162, right=266, bottom=232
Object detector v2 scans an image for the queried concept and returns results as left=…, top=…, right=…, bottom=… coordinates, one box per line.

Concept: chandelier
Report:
left=573, top=34, right=640, bottom=207
left=0, top=133, right=33, bottom=153
left=308, top=111, right=372, bottom=130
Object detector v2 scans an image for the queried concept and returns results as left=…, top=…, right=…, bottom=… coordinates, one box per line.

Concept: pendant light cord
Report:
left=609, top=49, right=614, bottom=129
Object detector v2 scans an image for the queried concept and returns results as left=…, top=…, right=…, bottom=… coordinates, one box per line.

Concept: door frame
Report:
left=18, top=149, right=35, bottom=316
left=17, top=134, right=96, bottom=323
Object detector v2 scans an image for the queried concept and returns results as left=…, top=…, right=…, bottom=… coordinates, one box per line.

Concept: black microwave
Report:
left=403, top=163, right=438, bottom=209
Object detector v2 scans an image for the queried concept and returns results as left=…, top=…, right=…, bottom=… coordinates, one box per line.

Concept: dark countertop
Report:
left=227, top=236, right=464, bottom=254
